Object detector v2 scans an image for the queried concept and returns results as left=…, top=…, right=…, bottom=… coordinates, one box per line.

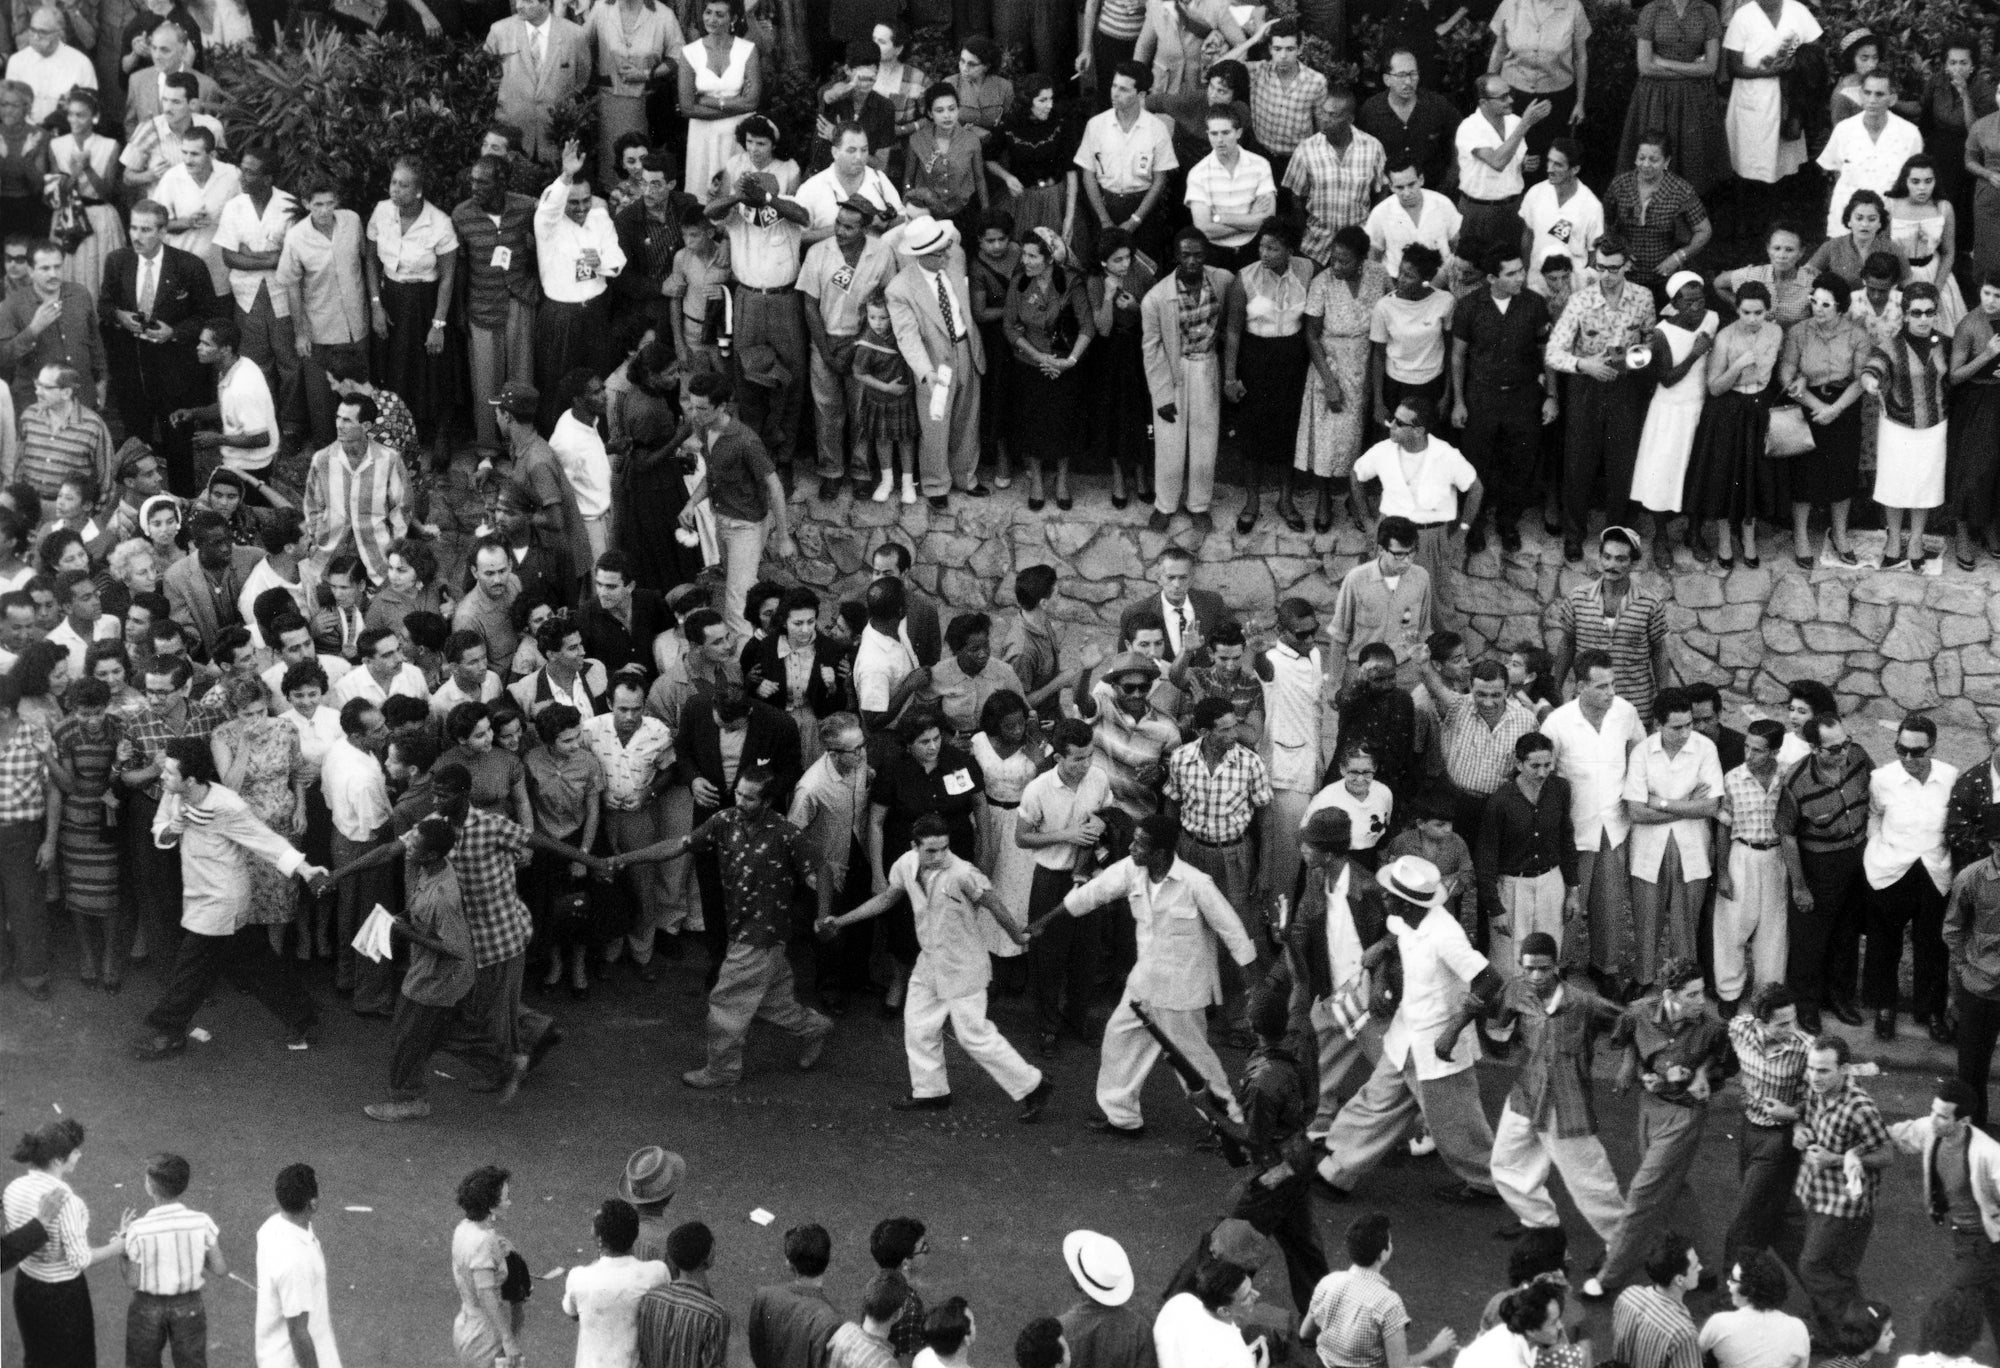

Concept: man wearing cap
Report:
left=799, top=199, right=898, bottom=501
left=1060, top=812, right=1258, bottom=1135
left=885, top=213, right=986, bottom=510
left=1317, top=853, right=1505, bottom=1203
left=1549, top=525, right=1670, bottom=726
left=534, top=140, right=625, bottom=428
left=619, top=1146, right=686, bottom=1262
left=1439, top=930, right=1627, bottom=1249
left=1060, top=1231, right=1154, bottom=1368
left=1287, top=807, right=1392, bottom=1134
left=1140, top=229, right=1234, bottom=535
left=1074, top=650, right=1180, bottom=821
left=487, top=380, right=593, bottom=592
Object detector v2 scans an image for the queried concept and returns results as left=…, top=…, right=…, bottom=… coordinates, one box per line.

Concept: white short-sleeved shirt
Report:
left=1543, top=696, right=1647, bottom=850
left=1369, top=288, right=1457, bottom=382
left=549, top=410, right=613, bottom=520
left=1383, top=904, right=1489, bottom=1078
left=852, top=625, right=915, bottom=713
left=1816, top=113, right=1924, bottom=237
left=1017, top=765, right=1113, bottom=871
left=1621, top=730, right=1726, bottom=883
left=1184, top=148, right=1277, bottom=249
left=1697, top=1308, right=1811, bottom=1368
left=1074, top=107, right=1179, bottom=194
left=1520, top=179, right=1603, bottom=294
left=892, top=849, right=999, bottom=998
left=1303, top=778, right=1394, bottom=850
left=560, top=1255, right=672, bottom=1368
left=795, top=165, right=905, bottom=231
left=1351, top=436, right=1479, bottom=524
left=217, top=356, right=279, bottom=471
left=1365, top=189, right=1461, bottom=277
left=255, top=1215, right=342, bottom=1368
left=1455, top=111, right=1526, bottom=201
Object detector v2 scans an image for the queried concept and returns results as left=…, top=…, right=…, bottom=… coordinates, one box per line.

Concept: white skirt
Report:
left=1873, top=414, right=1947, bottom=508
left=1726, top=78, right=1805, bottom=184
left=1631, top=388, right=1707, bottom=513
left=686, top=115, right=748, bottom=205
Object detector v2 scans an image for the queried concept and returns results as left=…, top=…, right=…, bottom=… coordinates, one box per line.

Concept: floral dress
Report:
left=215, top=715, right=305, bottom=925
left=1295, top=261, right=1392, bottom=477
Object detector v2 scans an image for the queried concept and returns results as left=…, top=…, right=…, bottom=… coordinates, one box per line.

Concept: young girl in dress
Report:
left=851, top=291, right=919, bottom=504
left=1887, top=154, right=1965, bottom=330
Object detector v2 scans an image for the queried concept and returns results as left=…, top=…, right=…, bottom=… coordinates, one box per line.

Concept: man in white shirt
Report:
left=1520, top=138, right=1602, bottom=295
left=5, top=7, right=94, bottom=123
left=173, top=317, right=276, bottom=484
left=152, top=126, right=238, bottom=294
left=254, top=1165, right=342, bottom=1368
left=1060, top=812, right=1257, bottom=1134
left=1622, top=686, right=1725, bottom=992
left=119, top=70, right=224, bottom=195
left=1184, top=104, right=1275, bottom=272
left=587, top=677, right=677, bottom=973
left=1543, top=650, right=1647, bottom=999
left=1351, top=394, right=1482, bottom=605
left=852, top=577, right=918, bottom=731
left=46, top=569, right=117, bottom=674
left=1016, top=721, right=1112, bottom=1057
left=1454, top=77, right=1546, bottom=247
left=321, top=697, right=396, bottom=1016
left=331, top=628, right=430, bottom=708
left=1075, top=60, right=1179, bottom=270
left=1315, top=853, right=1505, bottom=1200
left=430, top=629, right=503, bottom=720
left=795, top=123, right=906, bottom=241
left=1818, top=72, right=1924, bottom=236
left=1365, top=159, right=1460, bottom=278
left=534, top=139, right=625, bottom=428
left=1253, top=601, right=1325, bottom=902
left=1865, top=713, right=1959, bottom=1042
left=212, top=146, right=302, bottom=447
left=548, top=369, right=613, bottom=564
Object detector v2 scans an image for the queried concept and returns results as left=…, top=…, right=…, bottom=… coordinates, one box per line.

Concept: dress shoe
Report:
left=529, top=1026, right=565, bottom=1070
left=1147, top=511, right=1171, bottom=532
left=131, top=1032, right=187, bottom=1061
left=817, top=475, right=843, bottom=502
left=1464, top=525, right=1487, bottom=555
left=364, top=1099, right=431, bottom=1122
left=1930, top=1012, right=1958, bottom=1045
left=928, top=495, right=950, bottom=511
left=1038, top=1031, right=1059, bottom=1060
left=1829, top=999, right=1863, bottom=1027
left=1500, top=526, right=1522, bottom=552
left=682, top=1067, right=740, bottom=1089
left=1310, top=1173, right=1351, bottom=1201
left=1086, top=1115, right=1146, bottom=1139
left=1017, top=1078, right=1055, bottom=1123
left=892, top=1093, right=953, bottom=1111
left=1434, top=1181, right=1502, bottom=1205
left=1874, top=1009, right=1897, bottom=1041
left=797, top=1022, right=834, bottom=1069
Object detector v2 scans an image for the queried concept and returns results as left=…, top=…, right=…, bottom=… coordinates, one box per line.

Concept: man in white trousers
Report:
left=1254, top=597, right=1324, bottom=906
left=1714, top=719, right=1792, bottom=1011
left=1061, top=812, right=1258, bottom=1136
left=1438, top=931, right=1627, bottom=1254
left=818, top=813, right=1055, bottom=1121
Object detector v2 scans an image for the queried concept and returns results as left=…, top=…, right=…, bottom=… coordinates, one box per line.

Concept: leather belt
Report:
left=1736, top=838, right=1779, bottom=850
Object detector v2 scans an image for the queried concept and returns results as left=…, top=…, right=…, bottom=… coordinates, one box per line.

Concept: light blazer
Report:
left=484, top=14, right=591, bottom=162
left=884, top=258, right=986, bottom=383
left=1889, top=1117, right=2000, bottom=1242
left=1139, top=265, right=1238, bottom=408
left=163, top=544, right=265, bottom=656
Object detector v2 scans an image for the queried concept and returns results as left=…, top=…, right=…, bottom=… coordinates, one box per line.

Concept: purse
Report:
left=1766, top=403, right=1815, bottom=458
left=46, top=177, right=90, bottom=254
left=329, top=0, right=389, bottom=29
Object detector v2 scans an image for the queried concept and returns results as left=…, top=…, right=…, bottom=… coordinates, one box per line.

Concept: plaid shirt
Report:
left=1793, top=1077, right=1891, bottom=1217
left=1248, top=61, right=1329, bottom=155
left=120, top=699, right=227, bottom=801
left=1720, top=763, right=1784, bottom=847
left=429, top=807, right=532, bottom=968
left=1284, top=131, right=1386, bottom=265
left=877, top=63, right=929, bottom=141
left=1163, top=740, right=1272, bottom=845
left=1603, top=169, right=1709, bottom=283
left=1439, top=691, right=1538, bottom=797
left=1304, top=1265, right=1410, bottom=1368
left=1486, top=981, right=1622, bottom=1138
left=0, top=719, right=48, bottom=822
left=1727, top=1014, right=1810, bottom=1127
left=1611, top=1286, right=1699, bottom=1368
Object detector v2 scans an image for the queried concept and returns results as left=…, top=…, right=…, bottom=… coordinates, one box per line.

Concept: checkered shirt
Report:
left=436, top=807, right=532, bottom=967
left=0, top=720, right=48, bottom=822
left=1793, top=1077, right=1891, bottom=1218
left=1248, top=61, right=1329, bottom=155
left=120, top=701, right=227, bottom=800
left=1727, top=1014, right=1810, bottom=1128
left=1284, top=130, right=1386, bottom=265
left=1440, top=692, right=1538, bottom=797
left=1305, top=1266, right=1410, bottom=1368
left=1163, top=740, right=1272, bottom=845
left=1720, top=763, right=1784, bottom=846
left=1611, top=1286, right=1699, bottom=1368
left=1603, top=169, right=1709, bottom=283
left=877, top=64, right=929, bottom=140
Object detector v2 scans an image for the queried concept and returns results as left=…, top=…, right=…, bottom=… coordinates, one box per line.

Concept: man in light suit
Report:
left=121, top=19, right=216, bottom=138
left=483, top=0, right=589, bottom=165
left=1117, top=546, right=1226, bottom=662
left=884, top=214, right=986, bottom=511
left=1140, top=228, right=1238, bottom=535
left=163, top=508, right=265, bottom=657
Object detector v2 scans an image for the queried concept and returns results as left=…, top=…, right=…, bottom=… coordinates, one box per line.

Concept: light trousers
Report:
left=1261, top=787, right=1311, bottom=911
left=714, top=511, right=769, bottom=643
left=1095, top=985, right=1237, bottom=1129
left=809, top=340, right=865, bottom=480
left=703, top=941, right=832, bottom=1082
left=1317, top=1052, right=1496, bottom=1193
left=467, top=300, right=538, bottom=453
left=1714, top=842, right=1788, bottom=1001
left=1489, top=1101, right=1627, bottom=1245
left=601, top=803, right=675, bottom=962
left=1308, top=1000, right=1383, bottom=1137
left=916, top=336, right=983, bottom=497
left=905, top=977, right=1042, bottom=1100
left=1492, top=870, right=1567, bottom=979
left=1153, top=354, right=1220, bottom=515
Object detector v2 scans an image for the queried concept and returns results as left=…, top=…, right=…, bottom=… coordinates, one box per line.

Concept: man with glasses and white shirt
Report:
left=1863, top=713, right=1958, bottom=1044
left=1544, top=235, right=1656, bottom=563
left=1350, top=394, right=1482, bottom=606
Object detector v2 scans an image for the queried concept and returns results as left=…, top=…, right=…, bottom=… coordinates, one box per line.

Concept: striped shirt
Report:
left=1720, top=763, right=1784, bottom=846
left=15, top=401, right=114, bottom=503
left=1867, top=332, right=1951, bottom=429
left=302, top=441, right=409, bottom=585
left=1775, top=744, right=1872, bottom=853
left=1304, top=1266, right=1410, bottom=1368
left=1163, top=740, right=1272, bottom=845
left=1727, top=1013, right=1810, bottom=1128
left=635, top=1275, right=730, bottom=1368
left=124, top=1202, right=220, bottom=1294
left=451, top=193, right=541, bottom=331
left=3, top=1172, right=88, bottom=1281
left=826, top=1321, right=898, bottom=1368
left=1552, top=580, right=1667, bottom=724
left=1610, top=1286, right=1699, bottom=1368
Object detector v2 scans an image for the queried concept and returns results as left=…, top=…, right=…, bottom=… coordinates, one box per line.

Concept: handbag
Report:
left=329, top=0, right=390, bottom=29
left=1766, top=403, right=1815, bottom=458
left=46, top=177, right=90, bottom=254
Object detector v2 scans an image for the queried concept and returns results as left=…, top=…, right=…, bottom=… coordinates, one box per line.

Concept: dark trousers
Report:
left=1028, top=863, right=1099, bottom=1039
left=1790, top=845, right=1866, bottom=1010
left=813, top=844, right=874, bottom=993
left=1958, top=988, right=2000, bottom=1125
left=1799, top=1210, right=1873, bottom=1341
left=692, top=829, right=729, bottom=988
left=1231, top=1170, right=1329, bottom=1315
left=1864, top=862, right=1948, bottom=1018
left=0, top=819, right=49, bottom=988
left=144, top=925, right=317, bottom=1037
left=1561, top=371, right=1646, bottom=545
left=387, top=995, right=461, bottom=1098
left=1461, top=384, right=1544, bottom=524
left=1949, top=1227, right=2000, bottom=1352
left=1723, top=1122, right=1806, bottom=1270
left=993, top=0, right=1072, bottom=79
left=332, top=829, right=398, bottom=1014
left=123, top=793, right=183, bottom=961
left=125, top=1290, right=206, bottom=1368
left=1510, top=85, right=1574, bottom=177
left=1088, top=31, right=1138, bottom=109
left=1099, top=190, right=1169, bottom=277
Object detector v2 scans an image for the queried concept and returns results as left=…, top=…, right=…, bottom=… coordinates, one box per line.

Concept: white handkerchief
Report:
left=352, top=905, right=396, bottom=963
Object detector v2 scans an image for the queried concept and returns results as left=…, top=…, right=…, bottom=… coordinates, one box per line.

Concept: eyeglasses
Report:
left=1345, top=768, right=1377, bottom=779
left=1382, top=544, right=1414, bottom=558
left=3, top=255, right=26, bottom=264
left=826, top=742, right=866, bottom=756
left=1388, top=416, right=1420, bottom=429
left=1907, top=306, right=1940, bottom=317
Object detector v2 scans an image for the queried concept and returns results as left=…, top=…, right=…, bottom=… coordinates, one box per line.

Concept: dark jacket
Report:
left=1285, top=861, right=1394, bottom=1005
left=99, top=244, right=224, bottom=422
left=748, top=633, right=846, bottom=721
left=1, top=1217, right=47, bottom=1274
left=1118, top=587, right=1227, bottom=663
left=674, top=700, right=803, bottom=815
left=574, top=587, right=672, bottom=679
left=1948, top=759, right=1998, bottom=872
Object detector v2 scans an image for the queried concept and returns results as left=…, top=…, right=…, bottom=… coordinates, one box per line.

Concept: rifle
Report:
left=1129, top=1000, right=1249, bottom=1168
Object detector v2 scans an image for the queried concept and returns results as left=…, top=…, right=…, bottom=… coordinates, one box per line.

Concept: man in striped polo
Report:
left=1776, top=712, right=1872, bottom=1035
left=123, top=1151, right=225, bottom=1368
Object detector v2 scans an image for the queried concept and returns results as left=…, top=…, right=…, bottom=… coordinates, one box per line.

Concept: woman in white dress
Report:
left=1886, top=154, right=1965, bottom=331
left=1723, top=0, right=1822, bottom=203
left=678, top=0, right=759, bottom=204
left=1630, top=269, right=1718, bottom=567
left=48, top=89, right=121, bottom=300
left=970, top=689, right=1045, bottom=975
left=1864, top=279, right=1950, bottom=570
left=451, top=1166, right=522, bottom=1368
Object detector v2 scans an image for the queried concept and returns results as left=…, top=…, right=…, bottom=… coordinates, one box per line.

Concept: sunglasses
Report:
left=1116, top=680, right=1152, bottom=694
left=1896, top=742, right=1931, bottom=757
left=1907, top=307, right=1939, bottom=317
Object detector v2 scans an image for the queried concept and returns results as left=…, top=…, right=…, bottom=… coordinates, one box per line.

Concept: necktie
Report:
left=935, top=273, right=957, bottom=341
left=136, top=255, right=156, bottom=314
left=532, top=26, right=544, bottom=66
left=1176, top=604, right=1188, bottom=645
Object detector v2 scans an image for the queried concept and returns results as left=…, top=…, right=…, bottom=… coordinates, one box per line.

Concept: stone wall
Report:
left=783, top=482, right=2000, bottom=733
